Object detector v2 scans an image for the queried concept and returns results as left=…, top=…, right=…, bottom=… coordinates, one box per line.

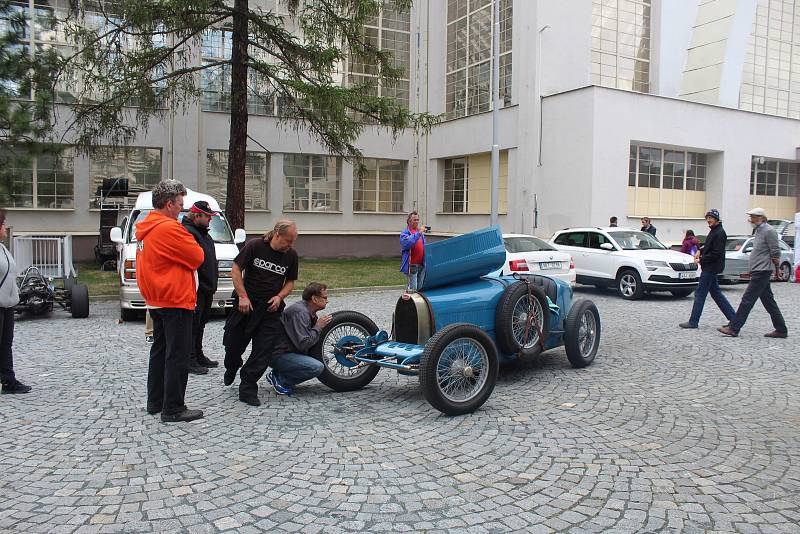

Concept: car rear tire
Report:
left=70, top=284, right=90, bottom=318
left=617, top=269, right=644, bottom=300
left=778, top=262, right=792, bottom=282
left=419, top=323, right=499, bottom=416
left=310, top=311, right=380, bottom=392
left=670, top=289, right=694, bottom=298
left=564, top=300, right=600, bottom=368
left=495, top=282, right=550, bottom=359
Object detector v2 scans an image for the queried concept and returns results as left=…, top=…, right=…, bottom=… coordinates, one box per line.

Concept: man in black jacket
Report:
left=679, top=209, right=736, bottom=329
left=182, top=201, right=219, bottom=374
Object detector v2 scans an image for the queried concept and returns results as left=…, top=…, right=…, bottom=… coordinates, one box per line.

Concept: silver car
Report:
left=720, top=235, right=795, bottom=283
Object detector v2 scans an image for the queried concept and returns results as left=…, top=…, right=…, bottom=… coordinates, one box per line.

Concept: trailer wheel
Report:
left=310, top=311, right=380, bottom=392
left=419, top=323, right=498, bottom=416
left=564, top=300, right=600, bottom=368
left=495, top=282, right=550, bottom=359
left=70, top=284, right=90, bottom=318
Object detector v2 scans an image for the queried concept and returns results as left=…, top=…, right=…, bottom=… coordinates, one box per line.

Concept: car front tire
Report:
left=617, top=269, right=644, bottom=300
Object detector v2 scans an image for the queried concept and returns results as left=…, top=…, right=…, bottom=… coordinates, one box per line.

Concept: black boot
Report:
left=2, top=380, right=32, bottom=394
left=196, top=353, right=219, bottom=368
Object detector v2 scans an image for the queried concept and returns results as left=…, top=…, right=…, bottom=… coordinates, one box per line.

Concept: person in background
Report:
left=182, top=200, right=220, bottom=375
left=0, top=210, right=31, bottom=394
left=719, top=208, right=787, bottom=338
left=640, top=217, right=657, bottom=236
left=679, top=210, right=735, bottom=330
left=223, top=220, right=299, bottom=407
left=269, top=282, right=330, bottom=395
left=609, top=216, right=618, bottom=227
left=400, top=211, right=427, bottom=293
left=680, top=229, right=700, bottom=256
left=136, top=179, right=205, bottom=423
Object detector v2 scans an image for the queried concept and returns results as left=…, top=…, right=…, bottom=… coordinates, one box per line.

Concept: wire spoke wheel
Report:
left=311, top=311, right=380, bottom=392
left=322, top=322, right=373, bottom=379
left=565, top=300, right=601, bottom=368
left=435, top=338, right=489, bottom=403
left=511, top=295, right=543, bottom=349
left=577, top=309, right=597, bottom=357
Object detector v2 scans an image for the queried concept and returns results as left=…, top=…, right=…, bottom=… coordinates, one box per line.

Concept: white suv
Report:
left=550, top=227, right=699, bottom=300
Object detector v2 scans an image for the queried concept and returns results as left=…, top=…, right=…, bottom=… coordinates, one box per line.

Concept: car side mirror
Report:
left=234, top=228, right=247, bottom=244
left=600, top=243, right=614, bottom=251
left=110, top=227, right=124, bottom=244
left=743, top=246, right=753, bottom=254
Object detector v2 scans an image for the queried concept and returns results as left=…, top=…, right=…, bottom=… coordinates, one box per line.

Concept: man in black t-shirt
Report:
left=223, top=220, right=299, bottom=406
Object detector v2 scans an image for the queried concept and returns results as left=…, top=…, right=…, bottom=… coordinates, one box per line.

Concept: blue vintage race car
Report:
left=310, top=226, right=601, bottom=416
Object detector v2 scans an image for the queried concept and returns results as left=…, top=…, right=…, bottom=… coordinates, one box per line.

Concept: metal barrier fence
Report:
left=11, top=235, right=77, bottom=279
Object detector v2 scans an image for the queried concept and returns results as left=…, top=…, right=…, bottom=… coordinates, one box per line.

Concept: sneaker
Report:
left=1, top=381, right=32, bottom=394
left=189, top=364, right=209, bottom=375
left=764, top=330, right=788, bottom=339
left=718, top=326, right=739, bottom=337
left=223, top=368, right=237, bottom=386
left=145, top=335, right=154, bottom=344
left=239, top=395, right=261, bottom=407
left=161, top=408, right=204, bottom=423
left=679, top=322, right=698, bottom=329
left=268, top=371, right=293, bottom=395
left=196, top=354, right=219, bottom=368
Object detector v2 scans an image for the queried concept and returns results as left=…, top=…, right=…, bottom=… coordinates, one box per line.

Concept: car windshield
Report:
left=504, top=236, right=555, bottom=253
left=608, top=231, right=666, bottom=250
left=767, top=219, right=789, bottom=232
left=725, top=238, right=748, bottom=251
left=127, top=209, right=234, bottom=244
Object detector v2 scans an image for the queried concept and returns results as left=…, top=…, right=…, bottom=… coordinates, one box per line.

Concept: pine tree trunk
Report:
left=225, top=0, right=249, bottom=231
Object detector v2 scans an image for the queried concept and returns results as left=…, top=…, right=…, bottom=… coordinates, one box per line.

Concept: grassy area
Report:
left=75, top=257, right=405, bottom=297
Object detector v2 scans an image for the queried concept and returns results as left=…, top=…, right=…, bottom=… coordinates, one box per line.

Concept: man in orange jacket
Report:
left=136, top=179, right=205, bottom=423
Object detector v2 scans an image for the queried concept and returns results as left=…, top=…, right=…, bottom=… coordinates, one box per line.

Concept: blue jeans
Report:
left=407, top=264, right=424, bottom=292
left=271, top=353, right=324, bottom=387
left=688, top=270, right=736, bottom=327
left=729, top=270, right=787, bottom=334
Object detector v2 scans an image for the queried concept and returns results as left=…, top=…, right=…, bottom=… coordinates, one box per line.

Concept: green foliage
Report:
left=59, top=0, right=438, bottom=160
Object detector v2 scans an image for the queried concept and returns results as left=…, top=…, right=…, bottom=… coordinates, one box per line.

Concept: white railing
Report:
left=11, top=235, right=77, bottom=279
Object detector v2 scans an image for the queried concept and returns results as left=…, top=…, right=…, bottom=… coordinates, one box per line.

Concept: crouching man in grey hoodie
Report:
left=267, top=283, right=331, bottom=395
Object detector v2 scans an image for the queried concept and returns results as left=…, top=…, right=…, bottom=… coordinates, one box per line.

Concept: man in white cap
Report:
left=719, top=208, right=787, bottom=338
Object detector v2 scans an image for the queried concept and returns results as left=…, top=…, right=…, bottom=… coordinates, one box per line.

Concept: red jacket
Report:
left=135, top=211, right=204, bottom=310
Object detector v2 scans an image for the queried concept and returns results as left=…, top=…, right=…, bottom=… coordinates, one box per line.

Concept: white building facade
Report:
left=3, top=0, right=799, bottom=258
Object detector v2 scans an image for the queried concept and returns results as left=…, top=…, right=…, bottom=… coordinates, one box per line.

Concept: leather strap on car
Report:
left=519, top=278, right=545, bottom=356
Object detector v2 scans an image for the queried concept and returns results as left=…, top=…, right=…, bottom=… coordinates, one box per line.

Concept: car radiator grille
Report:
left=670, top=263, right=698, bottom=271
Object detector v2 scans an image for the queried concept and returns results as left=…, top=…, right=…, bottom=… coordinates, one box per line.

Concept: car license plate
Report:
left=539, top=261, right=562, bottom=270
left=678, top=271, right=697, bottom=279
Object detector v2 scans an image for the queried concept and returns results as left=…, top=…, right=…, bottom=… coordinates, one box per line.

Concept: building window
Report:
left=90, top=147, right=161, bottom=208
left=750, top=157, right=798, bottom=219
left=740, top=0, right=800, bottom=118
left=206, top=150, right=269, bottom=210
left=283, top=154, right=340, bottom=212
left=353, top=159, right=405, bottom=212
left=591, top=0, right=651, bottom=93
left=200, top=29, right=275, bottom=115
left=346, top=4, right=411, bottom=112
left=627, top=144, right=706, bottom=217
left=0, top=146, right=74, bottom=209
left=442, top=151, right=508, bottom=214
left=446, top=0, right=513, bottom=120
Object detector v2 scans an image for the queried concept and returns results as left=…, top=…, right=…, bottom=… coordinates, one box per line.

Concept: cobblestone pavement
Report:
left=1, top=283, right=799, bottom=534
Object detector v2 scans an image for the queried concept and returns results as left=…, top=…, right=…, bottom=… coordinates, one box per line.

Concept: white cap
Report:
left=746, top=207, right=767, bottom=217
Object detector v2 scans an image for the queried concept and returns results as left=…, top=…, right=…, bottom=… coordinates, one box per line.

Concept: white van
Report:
left=110, top=189, right=246, bottom=320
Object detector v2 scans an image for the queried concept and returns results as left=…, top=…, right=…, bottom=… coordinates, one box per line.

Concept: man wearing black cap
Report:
left=679, top=209, right=736, bottom=329
left=182, top=200, right=220, bottom=373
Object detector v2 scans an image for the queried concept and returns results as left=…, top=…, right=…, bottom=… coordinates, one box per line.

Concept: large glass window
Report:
left=446, top=0, right=512, bottom=119
left=90, top=147, right=162, bottom=208
left=591, top=0, right=651, bottom=93
left=283, top=154, right=340, bottom=212
left=751, top=158, right=797, bottom=198
left=740, top=0, right=800, bottom=118
left=628, top=144, right=706, bottom=217
left=206, top=150, right=269, bottom=210
left=442, top=151, right=508, bottom=214
left=346, top=4, right=411, bottom=112
left=353, top=159, right=405, bottom=212
left=0, top=146, right=74, bottom=209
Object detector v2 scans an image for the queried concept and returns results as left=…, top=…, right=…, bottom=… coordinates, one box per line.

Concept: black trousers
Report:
left=191, top=290, right=214, bottom=362
left=0, top=307, right=16, bottom=384
left=729, top=270, right=787, bottom=334
left=224, top=311, right=285, bottom=399
left=148, top=308, right=193, bottom=415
